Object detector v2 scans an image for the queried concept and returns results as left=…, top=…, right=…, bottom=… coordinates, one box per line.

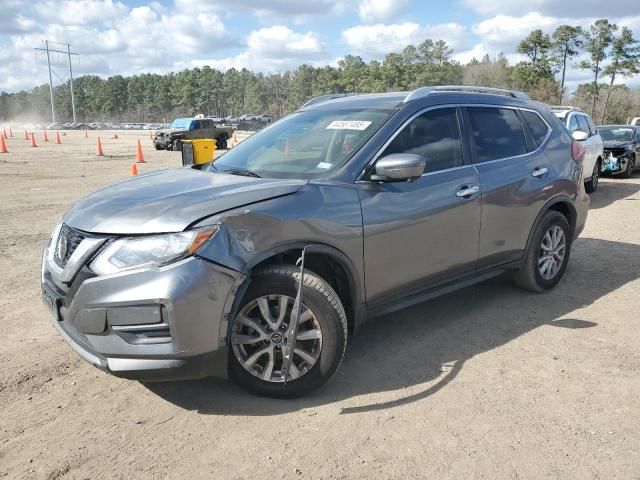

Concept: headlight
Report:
left=90, top=227, right=217, bottom=275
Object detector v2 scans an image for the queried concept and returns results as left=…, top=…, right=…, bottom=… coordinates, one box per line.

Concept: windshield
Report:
left=209, top=108, right=395, bottom=179
left=170, top=118, right=192, bottom=129
left=599, top=127, right=635, bottom=142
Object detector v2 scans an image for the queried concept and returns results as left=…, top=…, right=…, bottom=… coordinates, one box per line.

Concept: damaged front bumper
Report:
left=42, top=245, right=245, bottom=381
left=601, top=154, right=631, bottom=174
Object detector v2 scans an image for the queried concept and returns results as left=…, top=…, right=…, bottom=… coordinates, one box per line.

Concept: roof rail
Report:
left=549, top=105, right=583, bottom=112
left=301, top=93, right=363, bottom=108
left=403, top=85, right=529, bottom=103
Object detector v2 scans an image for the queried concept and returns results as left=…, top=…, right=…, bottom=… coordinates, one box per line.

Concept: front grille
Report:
left=54, top=224, right=86, bottom=267
left=605, top=148, right=626, bottom=157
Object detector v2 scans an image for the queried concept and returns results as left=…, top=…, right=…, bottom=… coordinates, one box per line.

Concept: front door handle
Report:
left=456, top=185, right=480, bottom=198
left=531, top=167, right=548, bottom=178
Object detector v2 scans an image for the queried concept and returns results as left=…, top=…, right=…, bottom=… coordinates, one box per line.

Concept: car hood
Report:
left=63, top=168, right=307, bottom=234
left=603, top=141, right=632, bottom=150
left=156, top=128, right=185, bottom=135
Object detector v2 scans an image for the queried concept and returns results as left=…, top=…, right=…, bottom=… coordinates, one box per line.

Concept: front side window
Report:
left=576, top=115, right=590, bottom=134
left=585, top=116, right=597, bottom=136
left=210, top=108, right=394, bottom=179
left=568, top=116, right=579, bottom=132
left=381, top=108, right=463, bottom=173
left=467, top=107, right=527, bottom=162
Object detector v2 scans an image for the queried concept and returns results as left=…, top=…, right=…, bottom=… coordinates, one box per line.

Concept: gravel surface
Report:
left=1, top=129, right=639, bottom=479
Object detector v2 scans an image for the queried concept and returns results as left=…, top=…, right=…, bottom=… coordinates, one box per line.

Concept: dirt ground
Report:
left=0, top=129, right=639, bottom=479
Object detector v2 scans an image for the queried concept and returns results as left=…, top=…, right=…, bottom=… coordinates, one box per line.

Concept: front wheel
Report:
left=585, top=159, right=600, bottom=193
left=619, top=157, right=634, bottom=178
left=513, top=211, right=572, bottom=293
left=229, top=265, right=348, bottom=398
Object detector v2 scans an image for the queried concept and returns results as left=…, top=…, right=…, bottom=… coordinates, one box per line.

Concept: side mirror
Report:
left=572, top=130, right=588, bottom=141
left=370, top=153, right=426, bottom=182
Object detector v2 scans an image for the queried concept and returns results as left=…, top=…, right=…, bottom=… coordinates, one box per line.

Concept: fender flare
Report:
left=521, top=195, right=577, bottom=268
left=223, top=242, right=365, bottom=343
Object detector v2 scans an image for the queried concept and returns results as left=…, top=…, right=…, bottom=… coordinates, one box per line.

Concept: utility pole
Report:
left=45, top=40, right=55, bottom=123
left=34, top=41, right=79, bottom=123
left=67, top=43, right=76, bottom=123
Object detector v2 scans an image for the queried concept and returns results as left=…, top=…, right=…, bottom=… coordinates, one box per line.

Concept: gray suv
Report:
left=41, top=86, right=590, bottom=398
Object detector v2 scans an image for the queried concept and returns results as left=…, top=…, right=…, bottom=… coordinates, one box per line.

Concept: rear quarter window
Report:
left=521, top=110, right=550, bottom=148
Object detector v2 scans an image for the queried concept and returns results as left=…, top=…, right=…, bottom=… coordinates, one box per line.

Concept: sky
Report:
left=1, top=0, right=640, bottom=93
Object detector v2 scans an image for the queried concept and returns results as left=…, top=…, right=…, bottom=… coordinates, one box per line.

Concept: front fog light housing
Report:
left=90, top=227, right=217, bottom=275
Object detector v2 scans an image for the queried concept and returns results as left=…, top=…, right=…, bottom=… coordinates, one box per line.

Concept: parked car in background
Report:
left=153, top=117, right=234, bottom=151
left=42, top=86, right=589, bottom=398
left=551, top=106, right=604, bottom=193
left=598, top=125, right=640, bottom=177
left=630, top=117, right=640, bottom=126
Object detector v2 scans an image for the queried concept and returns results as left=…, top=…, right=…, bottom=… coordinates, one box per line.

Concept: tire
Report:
left=228, top=265, right=347, bottom=398
left=513, top=210, right=572, bottom=293
left=585, top=159, right=600, bottom=193
left=619, top=156, right=634, bottom=179
left=172, top=139, right=182, bottom=152
left=216, top=137, right=228, bottom=150
left=154, top=143, right=162, bottom=151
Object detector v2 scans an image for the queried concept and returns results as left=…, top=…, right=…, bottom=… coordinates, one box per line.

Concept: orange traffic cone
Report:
left=135, top=138, right=145, bottom=163
left=9, top=127, right=13, bottom=137
left=84, top=128, right=88, bottom=138
left=2, top=129, right=6, bottom=139
left=55, top=131, right=61, bottom=144
left=0, top=135, right=7, bottom=153
left=149, top=130, right=153, bottom=140
left=24, top=129, right=29, bottom=140
left=130, top=163, right=138, bottom=176
left=31, top=132, right=38, bottom=147
left=96, top=137, right=104, bottom=156
left=43, top=130, right=49, bottom=142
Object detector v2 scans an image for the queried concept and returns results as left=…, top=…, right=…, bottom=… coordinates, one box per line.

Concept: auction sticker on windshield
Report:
left=326, top=120, right=372, bottom=130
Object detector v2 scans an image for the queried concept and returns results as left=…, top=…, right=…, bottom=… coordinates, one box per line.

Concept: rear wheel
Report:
left=228, top=265, right=347, bottom=398
left=513, top=211, right=572, bottom=292
left=585, top=159, right=600, bottom=193
left=216, top=137, right=228, bottom=150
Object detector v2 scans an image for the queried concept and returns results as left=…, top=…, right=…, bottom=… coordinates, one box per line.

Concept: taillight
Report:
left=571, top=139, right=585, bottom=162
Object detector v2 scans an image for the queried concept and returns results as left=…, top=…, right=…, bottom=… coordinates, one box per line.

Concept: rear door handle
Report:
left=531, top=167, right=548, bottom=178
left=456, top=185, right=480, bottom=198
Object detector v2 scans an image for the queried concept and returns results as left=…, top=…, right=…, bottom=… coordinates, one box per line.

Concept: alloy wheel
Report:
left=538, top=225, right=566, bottom=280
left=231, top=295, right=323, bottom=383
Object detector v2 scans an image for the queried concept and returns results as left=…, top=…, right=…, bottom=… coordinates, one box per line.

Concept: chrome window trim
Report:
left=357, top=103, right=552, bottom=182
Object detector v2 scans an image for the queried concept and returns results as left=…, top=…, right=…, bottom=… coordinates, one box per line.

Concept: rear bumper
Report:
left=42, top=249, right=244, bottom=381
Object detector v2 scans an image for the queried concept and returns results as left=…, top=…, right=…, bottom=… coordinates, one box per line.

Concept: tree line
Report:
left=1, top=18, right=638, bottom=125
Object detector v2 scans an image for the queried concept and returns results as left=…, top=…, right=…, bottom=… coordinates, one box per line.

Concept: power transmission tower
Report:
left=34, top=41, right=79, bottom=123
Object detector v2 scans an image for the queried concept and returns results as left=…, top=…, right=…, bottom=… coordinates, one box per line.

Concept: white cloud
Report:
left=358, top=0, right=407, bottom=23
left=342, top=22, right=467, bottom=56
left=0, top=1, right=237, bottom=91
left=193, top=25, right=329, bottom=73
left=462, top=0, right=640, bottom=18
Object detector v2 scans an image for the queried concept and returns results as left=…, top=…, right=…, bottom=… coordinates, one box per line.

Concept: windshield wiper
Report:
left=223, top=168, right=261, bottom=178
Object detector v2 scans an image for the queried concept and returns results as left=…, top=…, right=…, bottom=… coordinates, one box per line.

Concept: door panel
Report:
left=359, top=167, right=482, bottom=304
left=466, top=107, right=554, bottom=268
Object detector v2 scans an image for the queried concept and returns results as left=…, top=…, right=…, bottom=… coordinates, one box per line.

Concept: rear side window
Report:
left=521, top=110, right=550, bottom=148
left=467, top=107, right=527, bottom=162
left=382, top=107, right=463, bottom=173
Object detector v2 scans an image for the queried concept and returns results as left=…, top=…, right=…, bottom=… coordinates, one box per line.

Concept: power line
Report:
left=34, top=41, right=79, bottom=123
